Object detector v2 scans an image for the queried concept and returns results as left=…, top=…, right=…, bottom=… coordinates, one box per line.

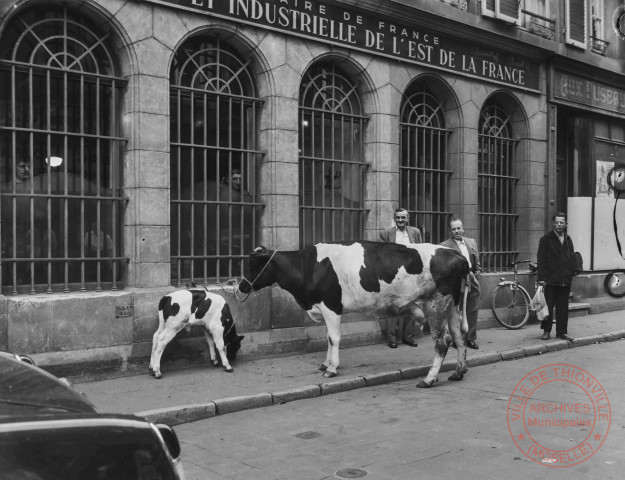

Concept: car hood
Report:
left=0, top=354, right=97, bottom=415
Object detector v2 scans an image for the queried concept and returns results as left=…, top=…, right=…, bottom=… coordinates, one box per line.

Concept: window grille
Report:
left=169, top=36, right=264, bottom=285
left=0, top=6, right=126, bottom=295
left=299, top=63, right=368, bottom=246
left=400, top=85, right=451, bottom=244
left=478, top=101, right=518, bottom=272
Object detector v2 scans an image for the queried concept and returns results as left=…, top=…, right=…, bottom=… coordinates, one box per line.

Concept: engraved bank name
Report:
left=175, top=0, right=531, bottom=87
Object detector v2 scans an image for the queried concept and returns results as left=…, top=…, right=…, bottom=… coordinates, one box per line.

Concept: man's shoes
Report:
left=450, top=342, right=457, bottom=349
left=388, top=342, right=398, bottom=349
left=540, top=332, right=550, bottom=340
left=403, top=339, right=418, bottom=347
left=466, top=341, right=479, bottom=350
left=556, top=333, right=574, bottom=341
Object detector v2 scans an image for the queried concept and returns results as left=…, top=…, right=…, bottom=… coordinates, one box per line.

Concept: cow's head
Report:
left=239, top=246, right=276, bottom=293
left=226, top=333, right=245, bottom=361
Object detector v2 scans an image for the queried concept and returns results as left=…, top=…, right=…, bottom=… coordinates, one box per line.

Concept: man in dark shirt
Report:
left=537, top=212, right=577, bottom=341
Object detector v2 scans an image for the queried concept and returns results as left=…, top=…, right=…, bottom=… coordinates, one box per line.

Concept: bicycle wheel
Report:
left=491, top=284, right=531, bottom=329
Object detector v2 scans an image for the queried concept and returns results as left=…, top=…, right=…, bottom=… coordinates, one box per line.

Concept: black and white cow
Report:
left=149, top=289, right=244, bottom=379
left=239, top=241, right=470, bottom=387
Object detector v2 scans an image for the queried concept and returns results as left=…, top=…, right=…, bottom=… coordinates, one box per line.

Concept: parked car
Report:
left=0, top=351, right=185, bottom=480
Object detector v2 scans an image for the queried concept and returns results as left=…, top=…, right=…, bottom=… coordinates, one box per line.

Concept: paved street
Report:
left=176, top=341, right=624, bottom=480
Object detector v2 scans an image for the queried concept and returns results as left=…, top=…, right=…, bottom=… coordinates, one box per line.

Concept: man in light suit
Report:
left=441, top=216, right=481, bottom=349
left=379, top=208, right=422, bottom=348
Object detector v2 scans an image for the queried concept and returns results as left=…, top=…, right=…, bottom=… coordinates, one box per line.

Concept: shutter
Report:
left=497, top=0, right=520, bottom=24
left=566, top=0, right=587, bottom=48
left=482, top=0, right=497, bottom=18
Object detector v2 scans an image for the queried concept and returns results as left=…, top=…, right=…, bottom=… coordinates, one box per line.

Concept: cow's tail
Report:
left=459, top=275, right=469, bottom=335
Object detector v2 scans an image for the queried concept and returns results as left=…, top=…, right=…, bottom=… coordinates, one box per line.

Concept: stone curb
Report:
left=135, top=330, right=625, bottom=426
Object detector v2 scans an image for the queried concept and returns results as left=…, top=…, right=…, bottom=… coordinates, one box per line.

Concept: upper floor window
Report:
left=482, top=0, right=520, bottom=24
left=169, top=35, right=263, bottom=285
left=298, top=62, right=367, bottom=246
left=0, top=6, right=126, bottom=295
left=522, top=0, right=555, bottom=40
left=565, top=0, right=588, bottom=48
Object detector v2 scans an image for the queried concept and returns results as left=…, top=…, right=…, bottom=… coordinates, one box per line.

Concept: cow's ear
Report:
left=238, top=335, right=245, bottom=341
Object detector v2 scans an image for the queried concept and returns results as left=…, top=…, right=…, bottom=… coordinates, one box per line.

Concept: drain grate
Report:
left=336, top=468, right=368, bottom=478
left=294, top=431, right=322, bottom=440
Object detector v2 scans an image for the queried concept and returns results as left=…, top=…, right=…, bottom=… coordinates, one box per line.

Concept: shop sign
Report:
left=553, top=71, right=625, bottom=115
left=146, top=0, right=539, bottom=91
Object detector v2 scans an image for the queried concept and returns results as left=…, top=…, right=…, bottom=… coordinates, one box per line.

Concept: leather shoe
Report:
left=403, top=339, right=418, bottom=347
left=556, top=333, right=574, bottom=341
left=466, top=340, right=479, bottom=350
left=388, top=342, right=398, bottom=349
left=540, top=332, right=550, bottom=340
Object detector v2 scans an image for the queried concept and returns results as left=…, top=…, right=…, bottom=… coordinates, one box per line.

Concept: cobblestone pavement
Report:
left=176, top=340, right=624, bottom=480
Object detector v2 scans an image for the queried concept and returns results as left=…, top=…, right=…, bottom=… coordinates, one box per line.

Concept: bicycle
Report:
left=491, top=259, right=537, bottom=330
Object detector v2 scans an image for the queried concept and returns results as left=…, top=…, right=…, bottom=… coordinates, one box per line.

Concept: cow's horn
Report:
left=253, top=246, right=263, bottom=253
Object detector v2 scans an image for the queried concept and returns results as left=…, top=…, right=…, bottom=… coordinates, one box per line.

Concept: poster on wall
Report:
left=596, top=161, right=614, bottom=197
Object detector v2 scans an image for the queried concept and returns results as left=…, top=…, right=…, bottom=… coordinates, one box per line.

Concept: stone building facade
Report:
left=0, top=0, right=623, bottom=370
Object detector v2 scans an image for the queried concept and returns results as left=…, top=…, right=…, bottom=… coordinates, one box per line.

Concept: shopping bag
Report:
left=530, top=285, right=547, bottom=314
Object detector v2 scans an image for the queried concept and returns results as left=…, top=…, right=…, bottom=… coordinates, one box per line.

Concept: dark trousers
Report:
left=465, top=288, right=480, bottom=342
left=540, top=285, right=571, bottom=335
left=387, top=316, right=416, bottom=343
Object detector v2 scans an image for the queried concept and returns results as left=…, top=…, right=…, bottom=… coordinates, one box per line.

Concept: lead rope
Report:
left=217, top=250, right=279, bottom=303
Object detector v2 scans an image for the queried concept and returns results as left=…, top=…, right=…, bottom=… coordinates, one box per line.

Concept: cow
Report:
left=239, top=241, right=470, bottom=387
left=149, top=289, right=244, bottom=379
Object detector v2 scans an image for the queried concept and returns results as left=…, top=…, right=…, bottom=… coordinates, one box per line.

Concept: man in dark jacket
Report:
left=537, top=212, right=577, bottom=341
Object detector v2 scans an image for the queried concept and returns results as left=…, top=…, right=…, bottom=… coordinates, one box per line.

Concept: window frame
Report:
left=565, top=0, right=588, bottom=49
left=0, top=6, right=127, bottom=295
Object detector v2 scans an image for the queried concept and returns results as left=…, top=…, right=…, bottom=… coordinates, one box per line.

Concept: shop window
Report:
left=565, top=0, right=588, bottom=49
left=478, top=101, right=518, bottom=272
left=298, top=63, right=367, bottom=246
left=0, top=6, right=126, bottom=295
left=399, top=84, right=450, bottom=244
left=169, top=35, right=263, bottom=284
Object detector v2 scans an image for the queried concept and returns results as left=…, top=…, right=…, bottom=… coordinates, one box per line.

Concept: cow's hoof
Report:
left=212, top=361, right=220, bottom=367
left=148, top=367, right=155, bottom=376
left=318, top=364, right=328, bottom=371
left=154, top=372, right=162, bottom=379
left=416, top=378, right=438, bottom=388
left=448, top=372, right=464, bottom=381
left=322, top=370, right=337, bottom=378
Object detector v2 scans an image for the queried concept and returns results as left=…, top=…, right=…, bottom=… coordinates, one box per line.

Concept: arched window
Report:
left=478, top=100, right=518, bottom=271
left=0, top=6, right=125, bottom=295
left=299, top=62, right=367, bottom=246
left=170, top=35, right=263, bottom=285
left=400, top=83, right=450, bottom=243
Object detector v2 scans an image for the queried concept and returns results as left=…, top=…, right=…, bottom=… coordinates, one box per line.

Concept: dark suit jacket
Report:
left=537, top=230, right=576, bottom=286
left=379, top=226, right=422, bottom=243
left=441, top=236, right=481, bottom=292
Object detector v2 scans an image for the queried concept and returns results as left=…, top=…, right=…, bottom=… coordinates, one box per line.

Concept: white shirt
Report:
left=455, top=238, right=472, bottom=268
left=395, top=228, right=410, bottom=245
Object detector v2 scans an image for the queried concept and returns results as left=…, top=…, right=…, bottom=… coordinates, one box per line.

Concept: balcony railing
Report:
left=521, top=9, right=556, bottom=40
left=590, top=37, right=609, bottom=56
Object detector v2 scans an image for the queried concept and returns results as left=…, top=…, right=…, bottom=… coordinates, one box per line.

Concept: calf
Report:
left=239, top=241, right=470, bottom=387
left=149, top=289, right=244, bottom=379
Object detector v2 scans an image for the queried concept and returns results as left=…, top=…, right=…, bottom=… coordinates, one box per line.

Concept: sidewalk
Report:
left=73, top=310, right=625, bottom=426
